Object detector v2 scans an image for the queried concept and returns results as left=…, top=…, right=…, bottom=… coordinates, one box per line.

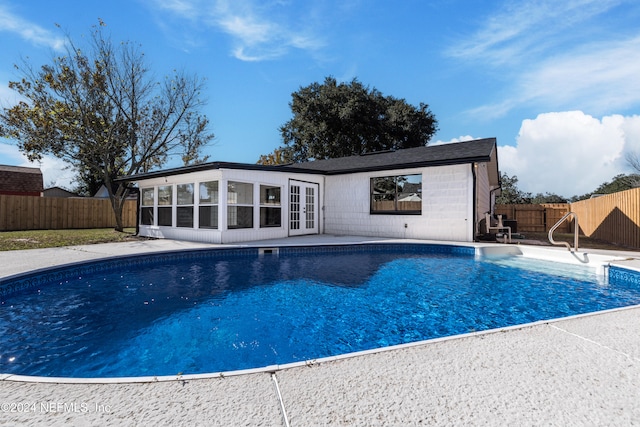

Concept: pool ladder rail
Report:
left=548, top=212, right=579, bottom=251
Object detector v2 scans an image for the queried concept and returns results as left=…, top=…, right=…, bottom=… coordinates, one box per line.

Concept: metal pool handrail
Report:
left=548, top=212, right=579, bottom=251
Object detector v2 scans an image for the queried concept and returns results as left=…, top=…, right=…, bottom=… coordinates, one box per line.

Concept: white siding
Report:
left=135, top=168, right=323, bottom=244
left=134, top=162, right=487, bottom=244
left=323, top=164, right=474, bottom=241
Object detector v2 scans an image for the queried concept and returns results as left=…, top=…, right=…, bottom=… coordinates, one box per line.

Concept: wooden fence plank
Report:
left=0, top=195, right=5, bottom=230
left=9, top=196, right=19, bottom=230
left=0, top=195, right=137, bottom=231
left=495, top=204, right=571, bottom=233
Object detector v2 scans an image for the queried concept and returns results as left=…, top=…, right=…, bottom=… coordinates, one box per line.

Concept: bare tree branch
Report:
left=0, top=21, right=214, bottom=230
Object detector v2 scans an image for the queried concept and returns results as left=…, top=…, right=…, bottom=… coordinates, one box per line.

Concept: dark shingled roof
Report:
left=0, top=165, right=44, bottom=196
left=119, top=138, right=497, bottom=181
left=286, top=138, right=497, bottom=174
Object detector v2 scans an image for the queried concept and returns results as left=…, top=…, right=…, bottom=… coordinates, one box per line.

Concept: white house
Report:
left=120, top=138, right=500, bottom=244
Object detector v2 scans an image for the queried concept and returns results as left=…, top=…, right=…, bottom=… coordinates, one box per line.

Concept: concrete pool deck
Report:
left=1, top=236, right=640, bottom=426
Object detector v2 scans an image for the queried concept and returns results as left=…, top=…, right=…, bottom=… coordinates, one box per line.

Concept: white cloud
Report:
left=466, top=34, right=640, bottom=119
left=0, top=142, right=23, bottom=162
left=518, top=36, right=640, bottom=113
left=153, top=0, right=199, bottom=19
left=0, top=4, right=64, bottom=50
left=498, top=111, right=640, bottom=197
left=147, top=0, right=325, bottom=61
left=432, top=135, right=475, bottom=146
left=211, top=0, right=325, bottom=61
left=449, top=0, right=624, bottom=65
left=450, top=1, right=640, bottom=119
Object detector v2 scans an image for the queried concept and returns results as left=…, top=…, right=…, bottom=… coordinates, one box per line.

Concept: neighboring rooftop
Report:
left=43, top=186, right=80, bottom=198
left=0, top=165, right=44, bottom=196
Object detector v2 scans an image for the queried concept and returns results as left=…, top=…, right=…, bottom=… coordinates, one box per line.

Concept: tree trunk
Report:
left=105, top=178, right=129, bottom=232
left=111, top=195, right=125, bottom=232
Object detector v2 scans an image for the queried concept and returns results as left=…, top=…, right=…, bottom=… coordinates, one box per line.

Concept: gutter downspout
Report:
left=471, top=163, right=477, bottom=242
left=322, top=175, right=326, bottom=235
left=132, top=185, right=140, bottom=236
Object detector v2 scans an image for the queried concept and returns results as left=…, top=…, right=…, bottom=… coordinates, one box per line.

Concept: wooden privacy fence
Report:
left=570, top=187, right=640, bottom=249
left=0, top=195, right=137, bottom=231
left=372, top=200, right=422, bottom=212
left=496, top=188, right=640, bottom=248
left=495, top=203, right=571, bottom=233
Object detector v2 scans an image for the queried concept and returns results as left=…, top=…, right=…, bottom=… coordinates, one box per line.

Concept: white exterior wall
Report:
left=135, top=169, right=323, bottom=244
left=134, top=161, right=485, bottom=243
left=323, top=164, right=474, bottom=241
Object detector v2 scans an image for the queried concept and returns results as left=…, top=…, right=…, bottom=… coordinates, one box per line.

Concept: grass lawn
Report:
left=0, top=228, right=139, bottom=251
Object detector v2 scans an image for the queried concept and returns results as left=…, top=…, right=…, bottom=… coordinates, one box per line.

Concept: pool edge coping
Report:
left=2, top=303, right=639, bottom=384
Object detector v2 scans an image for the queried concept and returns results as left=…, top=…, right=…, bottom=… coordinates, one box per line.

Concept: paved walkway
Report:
left=1, top=237, right=640, bottom=426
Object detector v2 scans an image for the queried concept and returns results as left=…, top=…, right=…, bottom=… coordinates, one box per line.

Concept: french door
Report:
left=289, top=180, right=319, bottom=236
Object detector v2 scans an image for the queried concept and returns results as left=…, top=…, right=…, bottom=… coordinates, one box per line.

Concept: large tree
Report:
left=495, top=172, right=532, bottom=204
left=0, top=21, right=213, bottom=230
left=263, top=76, right=437, bottom=163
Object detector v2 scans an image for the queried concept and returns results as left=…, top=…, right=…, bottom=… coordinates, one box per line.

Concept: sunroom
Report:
left=129, top=165, right=324, bottom=244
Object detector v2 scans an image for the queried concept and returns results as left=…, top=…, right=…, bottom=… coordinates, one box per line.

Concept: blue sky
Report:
left=1, top=0, right=640, bottom=197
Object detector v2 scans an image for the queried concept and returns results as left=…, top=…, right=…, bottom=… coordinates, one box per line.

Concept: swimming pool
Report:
left=1, top=244, right=639, bottom=379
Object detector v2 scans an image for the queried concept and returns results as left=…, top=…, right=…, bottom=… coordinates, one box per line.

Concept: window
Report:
left=199, top=181, right=219, bottom=229
left=260, top=185, right=281, bottom=227
left=227, top=181, right=253, bottom=229
left=141, top=188, right=154, bottom=225
left=176, top=183, right=194, bottom=228
left=371, top=174, right=422, bottom=214
left=157, top=185, right=173, bottom=226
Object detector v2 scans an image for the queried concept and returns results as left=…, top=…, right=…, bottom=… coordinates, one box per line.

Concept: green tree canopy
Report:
left=495, top=173, right=532, bottom=204
left=263, top=76, right=438, bottom=163
left=497, top=172, right=640, bottom=204
left=530, top=192, right=568, bottom=204
left=497, top=173, right=567, bottom=204
left=570, top=173, right=640, bottom=201
left=0, top=22, right=213, bottom=230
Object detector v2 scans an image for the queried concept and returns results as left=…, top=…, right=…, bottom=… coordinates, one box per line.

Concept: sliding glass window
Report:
left=260, top=185, right=281, bottom=227
left=227, top=181, right=253, bottom=229
left=157, top=185, right=173, bottom=226
left=176, top=184, right=194, bottom=228
left=199, top=181, right=219, bottom=229
left=140, top=188, right=154, bottom=225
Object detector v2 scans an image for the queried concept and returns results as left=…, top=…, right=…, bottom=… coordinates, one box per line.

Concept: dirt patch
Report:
left=9, top=238, right=39, bottom=244
left=513, top=232, right=639, bottom=252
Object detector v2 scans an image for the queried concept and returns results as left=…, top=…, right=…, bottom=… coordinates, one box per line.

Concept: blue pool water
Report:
left=1, top=244, right=639, bottom=378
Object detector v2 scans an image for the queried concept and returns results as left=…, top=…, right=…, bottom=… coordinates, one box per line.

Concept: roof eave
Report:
left=309, top=155, right=494, bottom=175
left=115, top=162, right=324, bottom=183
